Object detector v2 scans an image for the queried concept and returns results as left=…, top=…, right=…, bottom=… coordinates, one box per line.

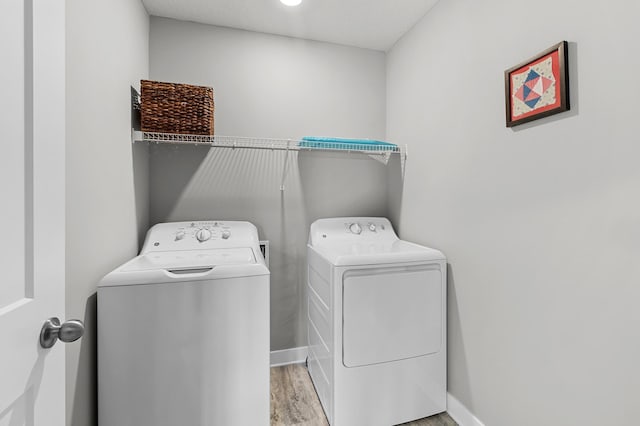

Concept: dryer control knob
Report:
left=349, top=223, right=362, bottom=235
left=196, top=229, right=212, bottom=242
left=175, top=231, right=186, bottom=240
left=369, top=223, right=376, bottom=232
left=221, top=230, right=231, bottom=240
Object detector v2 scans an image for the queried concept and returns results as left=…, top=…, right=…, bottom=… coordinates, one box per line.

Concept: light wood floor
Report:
left=270, top=364, right=457, bottom=426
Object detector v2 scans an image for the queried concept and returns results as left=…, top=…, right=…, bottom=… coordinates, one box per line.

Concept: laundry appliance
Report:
left=307, top=217, right=446, bottom=425
left=98, top=221, right=269, bottom=426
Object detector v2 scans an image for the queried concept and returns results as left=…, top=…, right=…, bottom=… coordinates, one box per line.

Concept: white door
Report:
left=0, top=0, right=67, bottom=425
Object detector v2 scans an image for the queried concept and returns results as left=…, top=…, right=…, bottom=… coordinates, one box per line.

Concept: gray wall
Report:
left=149, top=17, right=388, bottom=350
left=387, top=1, right=640, bottom=425
left=65, top=1, right=149, bottom=425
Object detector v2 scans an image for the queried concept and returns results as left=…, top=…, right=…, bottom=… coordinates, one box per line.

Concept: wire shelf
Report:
left=132, top=130, right=407, bottom=189
left=132, top=131, right=403, bottom=156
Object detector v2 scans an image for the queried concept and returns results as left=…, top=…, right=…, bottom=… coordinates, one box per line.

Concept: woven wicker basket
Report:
left=140, top=80, right=214, bottom=135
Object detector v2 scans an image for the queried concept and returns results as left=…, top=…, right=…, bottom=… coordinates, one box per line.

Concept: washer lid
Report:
left=121, top=247, right=256, bottom=272
left=312, top=240, right=445, bottom=266
left=98, top=247, right=269, bottom=288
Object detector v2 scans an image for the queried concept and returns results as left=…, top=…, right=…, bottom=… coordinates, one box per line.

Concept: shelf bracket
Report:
left=368, top=152, right=391, bottom=165
left=401, top=144, right=408, bottom=180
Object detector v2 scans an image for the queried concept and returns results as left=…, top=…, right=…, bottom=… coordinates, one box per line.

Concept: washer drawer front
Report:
left=342, top=265, right=443, bottom=368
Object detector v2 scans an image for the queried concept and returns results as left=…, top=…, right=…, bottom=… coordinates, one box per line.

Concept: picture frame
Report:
left=504, top=41, right=569, bottom=127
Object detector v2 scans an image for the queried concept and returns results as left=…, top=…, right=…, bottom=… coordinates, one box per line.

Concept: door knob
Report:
left=39, top=317, right=85, bottom=349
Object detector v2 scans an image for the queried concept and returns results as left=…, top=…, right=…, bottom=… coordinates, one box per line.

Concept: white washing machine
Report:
left=98, top=221, right=270, bottom=426
left=307, top=217, right=446, bottom=426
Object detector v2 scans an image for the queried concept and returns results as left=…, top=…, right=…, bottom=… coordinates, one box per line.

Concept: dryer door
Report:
left=342, top=264, right=443, bottom=367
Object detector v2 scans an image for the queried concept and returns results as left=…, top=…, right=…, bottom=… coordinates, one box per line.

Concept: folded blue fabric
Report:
left=299, top=136, right=397, bottom=151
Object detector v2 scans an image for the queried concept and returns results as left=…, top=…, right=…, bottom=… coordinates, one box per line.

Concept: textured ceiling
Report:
left=142, top=0, right=439, bottom=51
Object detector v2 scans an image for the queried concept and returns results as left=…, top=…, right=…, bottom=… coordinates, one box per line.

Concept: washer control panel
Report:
left=141, top=221, right=260, bottom=254
left=309, top=217, right=397, bottom=246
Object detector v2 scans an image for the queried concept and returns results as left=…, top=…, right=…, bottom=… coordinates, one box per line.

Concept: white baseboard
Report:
left=447, top=393, right=485, bottom=426
left=270, top=346, right=309, bottom=367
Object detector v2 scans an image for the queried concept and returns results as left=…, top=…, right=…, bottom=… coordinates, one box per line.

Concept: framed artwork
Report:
left=504, top=41, right=569, bottom=127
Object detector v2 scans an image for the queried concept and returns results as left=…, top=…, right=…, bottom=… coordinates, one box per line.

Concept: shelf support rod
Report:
left=280, top=141, right=291, bottom=191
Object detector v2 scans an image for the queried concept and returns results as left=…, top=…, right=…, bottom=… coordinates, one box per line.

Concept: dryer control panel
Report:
left=309, top=217, right=397, bottom=247
left=141, top=221, right=260, bottom=254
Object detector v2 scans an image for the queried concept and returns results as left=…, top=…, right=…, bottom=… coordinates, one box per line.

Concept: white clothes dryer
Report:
left=307, top=217, right=446, bottom=426
left=98, top=221, right=269, bottom=426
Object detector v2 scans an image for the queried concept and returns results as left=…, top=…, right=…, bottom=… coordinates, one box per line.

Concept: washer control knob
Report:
left=175, top=230, right=186, bottom=240
left=349, top=223, right=362, bottom=235
left=369, top=223, right=376, bottom=232
left=221, top=230, right=231, bottom=240
left=196, top=228, right=212, bottom=242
